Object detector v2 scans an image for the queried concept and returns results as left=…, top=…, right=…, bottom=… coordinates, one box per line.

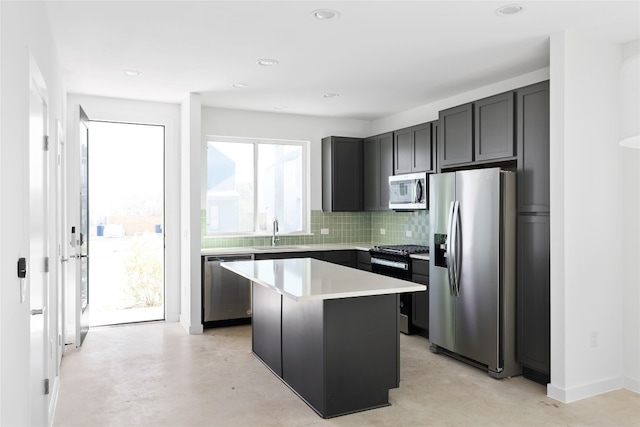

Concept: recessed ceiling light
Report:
left=495, top=4, right=525, bottom=16
left=323, top=93, right=340, bottom=98
left=274, top=105, right=287, bottom=110
left=232, top=83, right=249, bottom=88
left=123, top=69, right=141, bottom=77
left=257, top=58, right=279, bottom=66
left=312, top=9, right=340, bottom=20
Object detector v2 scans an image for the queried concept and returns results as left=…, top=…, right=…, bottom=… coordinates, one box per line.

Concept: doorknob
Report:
left=31, top=307, right=46, bottom=316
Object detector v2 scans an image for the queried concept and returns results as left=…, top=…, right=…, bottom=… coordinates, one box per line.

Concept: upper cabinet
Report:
left=475, top=91, right=515, bottom=161
left=439, top=93, right=516, bottom=169
left=439, top=103, right=474, bottom=167
left=394, top=122, right=435, bottom=174
left=364, top=132, right=393, bottom=211
left=322, top=136, right=364, bottom=212
left=517, top=81, right=550, bottom=213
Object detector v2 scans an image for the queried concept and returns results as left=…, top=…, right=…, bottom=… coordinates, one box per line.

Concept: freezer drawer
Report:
left=203, top=254, right=254, bottom=324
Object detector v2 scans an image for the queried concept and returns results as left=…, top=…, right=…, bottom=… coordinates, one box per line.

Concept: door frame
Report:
left=28, top=52, right=51, bottom=427
left=76, top=106, right=90, bottom=346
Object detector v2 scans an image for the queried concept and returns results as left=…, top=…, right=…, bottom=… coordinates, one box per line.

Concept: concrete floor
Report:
left=54, top=322, right=639, bottom=427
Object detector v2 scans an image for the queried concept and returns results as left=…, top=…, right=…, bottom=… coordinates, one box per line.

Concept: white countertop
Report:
left=202, top=243, right=430, bottom=260
left=221, top=258, right=426, bottom=301
left=201, top=243, right=374, bottom=256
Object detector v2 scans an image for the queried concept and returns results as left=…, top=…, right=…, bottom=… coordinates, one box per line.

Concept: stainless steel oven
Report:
left=369, top=245, right=429, bottom=334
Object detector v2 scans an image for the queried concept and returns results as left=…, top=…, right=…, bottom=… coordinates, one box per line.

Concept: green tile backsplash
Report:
left=201, top=209, right=430, bottom=248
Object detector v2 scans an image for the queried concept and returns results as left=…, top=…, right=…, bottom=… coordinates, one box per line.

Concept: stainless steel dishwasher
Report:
left=202, top=254, right=254, bottom=326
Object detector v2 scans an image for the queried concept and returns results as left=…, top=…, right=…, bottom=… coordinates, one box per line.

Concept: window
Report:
left=205, top=136, right=309, bottom=236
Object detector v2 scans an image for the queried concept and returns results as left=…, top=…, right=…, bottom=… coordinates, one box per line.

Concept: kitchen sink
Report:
left=251, top=245, right=311, bottom=251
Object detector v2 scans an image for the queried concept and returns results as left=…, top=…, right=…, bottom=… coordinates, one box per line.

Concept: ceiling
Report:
left=45, top=1, right=639, bottom=121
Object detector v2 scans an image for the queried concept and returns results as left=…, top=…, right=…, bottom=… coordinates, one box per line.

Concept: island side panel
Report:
left=252, top=282, right=283, bottom=376
left=281, top=298, right=325, bottom=416
left=324, top=293, right=400, bottom=418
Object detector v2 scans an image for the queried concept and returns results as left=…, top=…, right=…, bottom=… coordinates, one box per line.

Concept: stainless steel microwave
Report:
left=389, top=172, right=427, bottom=210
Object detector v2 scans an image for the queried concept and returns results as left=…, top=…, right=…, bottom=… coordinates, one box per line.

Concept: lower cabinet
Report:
left=254, top=251, right=321, bottom=261
left=254, top=250, right=355, bottom=267
left=517, top=214, right=550, bottom=382
left=410, top=258, right=429, bottom=334
left=323, top=250, right=356, bottom=268
left=357, top=250, right=371, bottom=271
left=252, top=282, right=400, bottom=418
left=252, top=282, right=283, bottom=376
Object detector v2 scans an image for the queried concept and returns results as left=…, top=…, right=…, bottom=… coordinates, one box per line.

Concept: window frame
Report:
left=204, top=135, right=310, bottom=237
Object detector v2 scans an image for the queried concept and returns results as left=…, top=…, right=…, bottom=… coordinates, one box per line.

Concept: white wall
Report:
left=548, top=31, right=639, bottom=403
left=66, top=94, right=182, bottom=324
left=620, top=40, right=640, bottom=394
left=370, top=68, right=550, bottom=135
left=0, top=1, right=65, bottom=425
left=180, top=94, right=203, bottom=334
left=201, top=107, right=371, bottom=210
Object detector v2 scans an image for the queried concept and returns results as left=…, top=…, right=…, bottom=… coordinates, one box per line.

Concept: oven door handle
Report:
left=370, top=257, right=409, bottom=270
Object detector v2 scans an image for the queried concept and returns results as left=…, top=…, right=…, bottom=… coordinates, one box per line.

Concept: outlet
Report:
left=321, top=228, right=329, bottom=235
left=405, top=230, right=412, bottom=237
left=590, top=331, right=599, bottom=348
left=380, top=228, right=386, bottom=235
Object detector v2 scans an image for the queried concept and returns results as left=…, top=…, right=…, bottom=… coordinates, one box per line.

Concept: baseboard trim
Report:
left=179, top=314, right=203, bottom=335
left=547, top=376, right=624, bottom=403
left=623, top=376, right=640, bottom=393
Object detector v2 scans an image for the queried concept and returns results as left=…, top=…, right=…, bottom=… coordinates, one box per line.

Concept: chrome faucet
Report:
left=272, top=217, right=280, bottom=246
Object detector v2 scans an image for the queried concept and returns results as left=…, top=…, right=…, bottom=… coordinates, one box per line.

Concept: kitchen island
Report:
left=221, top=258, right=426, bottom=418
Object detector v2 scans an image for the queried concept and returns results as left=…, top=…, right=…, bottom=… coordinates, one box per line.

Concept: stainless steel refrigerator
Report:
left=429, top=168, right=520, bottom=378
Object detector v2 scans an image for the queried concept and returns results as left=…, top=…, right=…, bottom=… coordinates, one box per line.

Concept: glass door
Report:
left=77, top=106, right=90, bottom=345
left=88, top=121, right=165, bottom=326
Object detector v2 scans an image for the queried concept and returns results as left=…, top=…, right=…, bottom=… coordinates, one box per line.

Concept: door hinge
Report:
left=43, top=135, right=49, bottom=151
left=44, top=257, right=49, bottom=273
left=44, top=378, right=50, bottom=395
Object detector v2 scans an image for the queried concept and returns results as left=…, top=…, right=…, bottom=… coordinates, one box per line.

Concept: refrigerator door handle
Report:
left=452, top=201, right=462, bottom=296
left=447, top=201, right=456, bottom=296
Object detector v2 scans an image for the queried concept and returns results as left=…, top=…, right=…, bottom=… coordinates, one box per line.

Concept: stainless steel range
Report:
left=369, top=244, right=429, bottom=334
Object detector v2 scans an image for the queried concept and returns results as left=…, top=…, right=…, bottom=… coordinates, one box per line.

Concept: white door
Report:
left=29, top=70, right=50, bottom=427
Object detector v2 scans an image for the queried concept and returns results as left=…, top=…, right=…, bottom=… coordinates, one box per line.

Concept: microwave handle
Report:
left=415, top=180, right=423, bottom=203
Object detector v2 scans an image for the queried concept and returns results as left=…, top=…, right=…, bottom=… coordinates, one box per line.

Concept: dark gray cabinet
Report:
left=516, top=215, right=550, bottom=377
left=517, top=81, right=550, bottom=213
left=439, top=93, right=516, bottom=169
left=515, top=80, right=550, bottom=383
left=323, top=250, right=356, bottom=268
left=475, top=91, right=515, bottom=161
left=410, top=259, right=429, bottom=333
left=252, top=282, right=283, bottom=376
left=439, top=103, right=474, bottom=167
left=357, top=251, right=371, bottom=271
left=322, top=136, right=363, bottom=212
left=364, top=132, right=393, bottom=211
left=255, top=285, right=400, bottom=418
left=394, top=122, right=435, bottom=174
left=255, top=250, right=354, bottom=267
left=254, top=251, right=321, bottom=261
